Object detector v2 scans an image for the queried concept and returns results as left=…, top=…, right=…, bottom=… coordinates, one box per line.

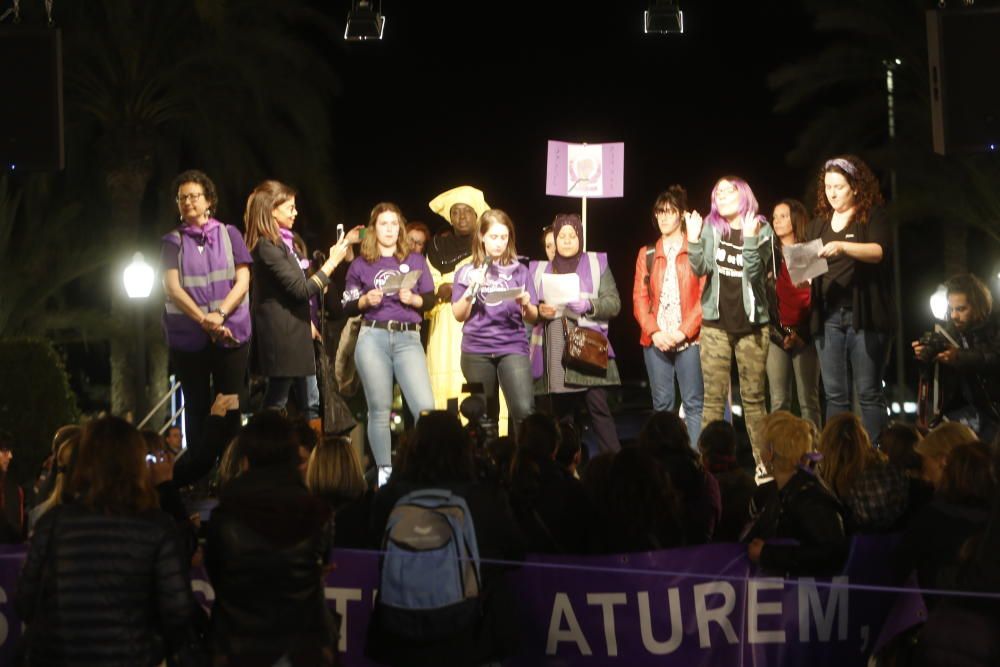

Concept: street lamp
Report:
left=124, top=252, right=154, bottom=422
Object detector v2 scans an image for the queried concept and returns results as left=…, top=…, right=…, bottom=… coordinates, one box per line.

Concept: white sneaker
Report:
left=377, top=465, right=392, bottom=488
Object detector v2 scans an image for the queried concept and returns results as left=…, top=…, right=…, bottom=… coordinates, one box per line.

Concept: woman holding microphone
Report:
left=452, top=209, right=538, bottom=438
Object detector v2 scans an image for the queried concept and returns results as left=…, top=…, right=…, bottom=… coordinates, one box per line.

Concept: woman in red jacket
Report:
left=633, top=186, right=706, bottom=443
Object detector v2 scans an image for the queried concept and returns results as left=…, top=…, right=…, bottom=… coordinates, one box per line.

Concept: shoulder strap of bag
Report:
left=644, top=244, right=656, bottom=314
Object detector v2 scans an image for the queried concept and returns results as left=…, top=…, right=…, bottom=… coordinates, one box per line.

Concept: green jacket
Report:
left=688, top=221, right=773, bottom=326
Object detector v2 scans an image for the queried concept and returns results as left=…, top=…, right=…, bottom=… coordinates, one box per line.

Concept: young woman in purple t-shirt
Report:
left=342, top=202, right=436, bottom=482
left=452, top=209, right=538, bottom=436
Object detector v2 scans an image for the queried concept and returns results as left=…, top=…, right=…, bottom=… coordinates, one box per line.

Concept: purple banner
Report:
left=0, top=537, right=924, bottom=666
left=546, top=140, right=625, bottom=198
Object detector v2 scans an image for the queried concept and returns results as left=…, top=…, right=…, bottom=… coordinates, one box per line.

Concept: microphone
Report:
left=469, top=257, right=492, bottom=299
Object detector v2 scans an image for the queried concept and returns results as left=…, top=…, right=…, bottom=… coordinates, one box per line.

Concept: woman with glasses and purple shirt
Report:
left=687, top=177, right=773, bottom=468
left=342, top=202, right=437, bottom=484
left=806, top=155, right=893, bottom=441
left=160, top=169, right=251, bottom=478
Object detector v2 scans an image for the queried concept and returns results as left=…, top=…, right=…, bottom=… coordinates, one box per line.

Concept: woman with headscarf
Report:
left=528, top=213, right=622, bottom=454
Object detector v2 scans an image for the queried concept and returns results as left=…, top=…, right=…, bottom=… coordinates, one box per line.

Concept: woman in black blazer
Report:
left=244, top=180, right=350, bottom=428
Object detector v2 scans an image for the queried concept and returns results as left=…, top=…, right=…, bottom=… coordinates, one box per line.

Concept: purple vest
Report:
left=161, top=221, right=251, bottom=351
left=528, top=252, right=615, bottom=379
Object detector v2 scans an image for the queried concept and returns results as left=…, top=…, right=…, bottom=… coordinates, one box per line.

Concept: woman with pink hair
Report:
left=687, top=177, right=773, bottom=470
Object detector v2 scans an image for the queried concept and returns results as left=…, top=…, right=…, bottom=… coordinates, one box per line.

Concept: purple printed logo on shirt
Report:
left=479, top=271, right=515, bottom=306
left=372, top=269, right=401, bottom=290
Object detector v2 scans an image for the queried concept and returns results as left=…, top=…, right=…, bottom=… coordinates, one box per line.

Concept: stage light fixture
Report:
left=645, top=1, right=684, bottom=34
left=345, top=0, right=384, bottom=42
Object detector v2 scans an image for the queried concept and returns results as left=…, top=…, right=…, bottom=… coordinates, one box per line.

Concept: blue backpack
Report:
left=376, top=488, right=483, bottom=640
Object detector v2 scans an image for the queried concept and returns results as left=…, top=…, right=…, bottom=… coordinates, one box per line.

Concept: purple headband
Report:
left=824, top=158, right=858, bottom=177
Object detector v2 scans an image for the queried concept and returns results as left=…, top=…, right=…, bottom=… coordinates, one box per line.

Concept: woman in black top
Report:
left=244, top=180, right=350, bottom=425
left=807, top=155, right=893, bottom=440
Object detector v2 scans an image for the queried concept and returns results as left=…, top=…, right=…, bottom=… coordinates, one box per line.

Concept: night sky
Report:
left=327, top=0, right=821, bottom=380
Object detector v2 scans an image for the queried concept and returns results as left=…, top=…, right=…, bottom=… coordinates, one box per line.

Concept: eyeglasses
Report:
left=176, top=193, right=204, bottom=203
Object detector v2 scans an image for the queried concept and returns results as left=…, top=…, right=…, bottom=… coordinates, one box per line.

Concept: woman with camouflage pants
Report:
left=687, top=177, right=773, bottom=470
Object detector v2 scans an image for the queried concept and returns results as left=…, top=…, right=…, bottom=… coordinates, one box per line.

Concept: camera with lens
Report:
left=917, top=331, right=950, bottom=362
left=458, top=383, right=499, bottom=451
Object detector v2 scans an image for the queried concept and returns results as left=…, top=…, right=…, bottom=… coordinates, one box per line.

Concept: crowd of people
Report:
left=7, top=405, right=998, bottom=665
left=3, top=153, right=1000, bottom=666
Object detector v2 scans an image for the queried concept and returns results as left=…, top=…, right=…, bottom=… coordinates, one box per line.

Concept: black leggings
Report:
left=170, top=343, right=248, bottom=458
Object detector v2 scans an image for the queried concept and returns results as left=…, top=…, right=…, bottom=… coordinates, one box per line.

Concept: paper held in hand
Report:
left=381, top=269, right=422, bottom=295
left=782, top=240, right=829, bottom=285
left=482, top=287, right=524, bottom=305
left=541, top=273, right=581, bottom=315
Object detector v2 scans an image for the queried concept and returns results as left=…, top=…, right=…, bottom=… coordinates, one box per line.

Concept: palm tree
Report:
left=0, top=175, right=112, bottom=339
left=768, top=0, right=1000, bottom=273
left=51, top=0, right=345, bottom=420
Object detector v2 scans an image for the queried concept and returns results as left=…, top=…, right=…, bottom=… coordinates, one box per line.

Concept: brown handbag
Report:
left=562, top=316, right=609, bottom=374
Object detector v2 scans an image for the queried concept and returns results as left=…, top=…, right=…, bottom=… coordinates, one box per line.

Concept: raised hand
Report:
left=744, top=210, right=760, bottom=236
left=685, top=211, right=703, bottom=242
left=329, top=237, right=350, bottom=266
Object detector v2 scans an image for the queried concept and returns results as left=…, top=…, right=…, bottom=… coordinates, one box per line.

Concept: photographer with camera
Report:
left=912, top=273, right=1000, bottom=442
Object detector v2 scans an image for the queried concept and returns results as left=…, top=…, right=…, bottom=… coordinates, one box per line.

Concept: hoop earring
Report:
left=206, top=209, right=212, bottom=218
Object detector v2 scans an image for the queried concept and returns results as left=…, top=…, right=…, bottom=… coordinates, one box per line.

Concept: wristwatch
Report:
left=215, top=306, right=228, bottom=320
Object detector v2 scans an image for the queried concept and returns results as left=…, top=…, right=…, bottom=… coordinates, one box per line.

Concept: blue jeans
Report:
left=265, top=375, right=320, bottom=420
left=460, top=352, right=535, bottom=435
left=815, top=307, right=889, bottom=440
left=643, top=344, right=704, bottom=445
left=354, top=327, right=435, bottom=467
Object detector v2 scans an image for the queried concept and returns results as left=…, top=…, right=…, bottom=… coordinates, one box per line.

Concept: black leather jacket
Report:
left=206, top=464, right=337, bottom=666
left=923, top=316, right=1000, bottom=422
left=15, top=503, right=196, bottom=666
left=744, top=470, right=848, bottom=576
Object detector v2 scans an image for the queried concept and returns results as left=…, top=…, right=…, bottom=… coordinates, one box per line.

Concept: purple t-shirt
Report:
left=453, top=261, right=534, bottom=356
left=343, top=252, right=433, bottom=324
left=159, top=224, right=252, bottom=270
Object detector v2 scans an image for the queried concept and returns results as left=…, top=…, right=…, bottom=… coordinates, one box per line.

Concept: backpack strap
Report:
left=643, top=244, right=656, bottom=314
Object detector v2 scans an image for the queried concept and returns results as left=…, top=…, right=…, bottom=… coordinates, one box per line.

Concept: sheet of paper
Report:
left=541, top=273, right=580, bottom=306
left=381, top=269, right=422, bottom=295
left=482, top=287, right=524, bottom=306
left=782, top=240, right=828, bottom=285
